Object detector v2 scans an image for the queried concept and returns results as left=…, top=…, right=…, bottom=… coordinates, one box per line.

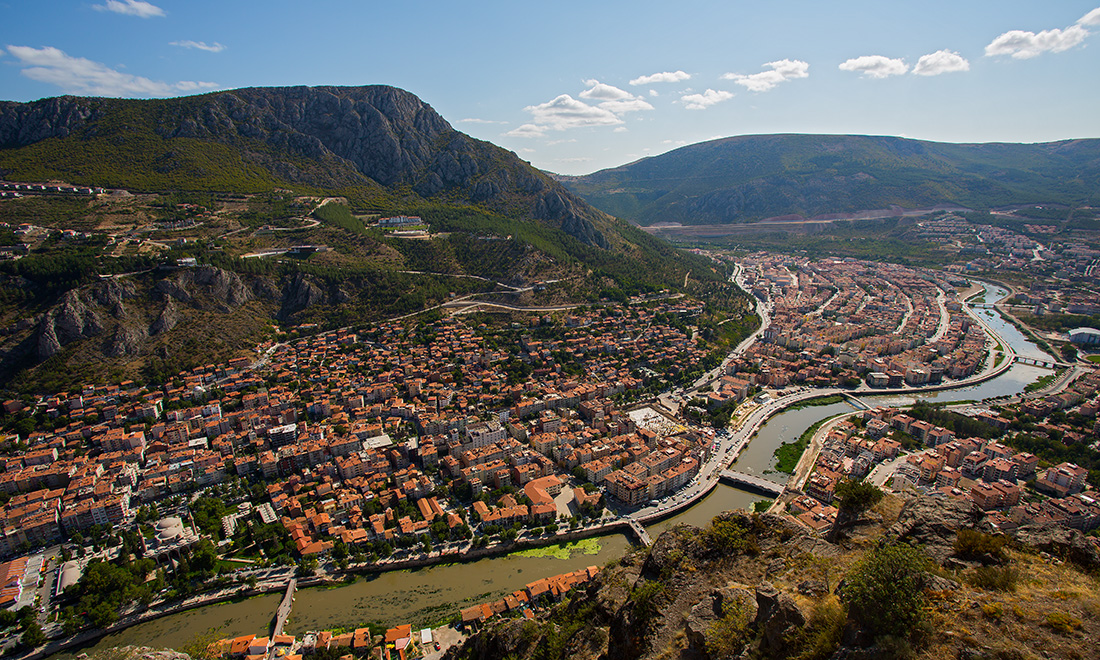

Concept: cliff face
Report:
left=0, top=86, right=608, bottom=247
left=0, top=265, right=395, bottom=387
left=448, top=497, right=1100, bottom=660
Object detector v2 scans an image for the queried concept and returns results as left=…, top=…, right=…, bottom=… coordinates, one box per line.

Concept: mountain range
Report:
left=560, top=134, right=1100, bottom=226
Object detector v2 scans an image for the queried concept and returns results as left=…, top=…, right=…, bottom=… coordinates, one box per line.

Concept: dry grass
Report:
left=919, top=549, right=1100, bottom=659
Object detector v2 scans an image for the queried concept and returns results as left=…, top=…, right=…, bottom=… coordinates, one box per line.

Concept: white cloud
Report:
left=504, top=123, right=547, bottom=138
left=648, top=90, right=658, bottom=97
left=681, top=89, right=733, bottom=110
left=1080, top=7, right=1100, bottom=26
left=912, top=49, right=969, bottom=76
left=524, top=94, right=624, bottom=130
left=459, top=118, right=508, bottom=125
left=579, top=81, right=654, bottom=114
left=547, top=139, right=577, bottom=145
left=985, top=9, right=1100, bottom=59
left=556, top=157, right=593, bottom=163
left=170, top=40, right=226, bottom=53
left=613, top=126, right=628, bottom=133
left=838, top=55, right=909, bottom=78
left=6, top=45, right=217, bottom=97
left=598, top=97, right=654, bottom=114
left=985, top=24, right=1089, bottom=58
left=722, top=59, right=809, bottom=92
left=93, top=0, right=165, bottom=18
left=579, top=80, right=633, bottom=101
left=629, top=70, right=691, bottom=85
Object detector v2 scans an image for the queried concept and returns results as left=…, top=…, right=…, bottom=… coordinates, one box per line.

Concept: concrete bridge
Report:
left=626, top=519, right=653, bottom=547
left=271, top=577, right=297, bottom=638
left=840, top=392, right=872, bottom=410
left=718, top=470, right=785, bottom=497
left=1014, top=356, right=1062, bottom=369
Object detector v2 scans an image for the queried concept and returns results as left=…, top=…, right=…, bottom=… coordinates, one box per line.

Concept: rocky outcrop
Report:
left=885, top=495, right=987, bottom=563
left=82, top=647, right=191, bottom=660
left=149, top=298, right=180, bottom=335
left=0, top=96, right=101, bottom=147
left=155, top=267, right=251, bottom=309
left=1012, top=521, right=1100, bottom=570
left=104, top=324, right=146, bottom=357
left=279, top=273, right=327, bottom=319
left=35, top=289, right=104, bottom=359
left=754, top=582, right=807, bottom=651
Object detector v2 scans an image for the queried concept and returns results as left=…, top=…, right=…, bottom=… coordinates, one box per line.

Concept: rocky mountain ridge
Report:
left=0, top=86, right=608, bottom=247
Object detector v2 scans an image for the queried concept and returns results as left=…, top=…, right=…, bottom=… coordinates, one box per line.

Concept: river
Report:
left=59, top=283, right=1054, bottom=651
left=57, top=536, right=632, bottom=654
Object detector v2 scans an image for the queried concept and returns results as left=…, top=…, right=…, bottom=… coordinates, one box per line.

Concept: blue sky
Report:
left=2, top=1, right=1099, bottom=174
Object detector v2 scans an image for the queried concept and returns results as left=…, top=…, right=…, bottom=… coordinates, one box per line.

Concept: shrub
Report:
left=980, top=602, right=1004, bottom=620
left=954, top=528, right=1008, bottom=563
left=704, top=517, right=760, bottom=556
left=1044, top=611, right=1082, bottom=634
left=840, top=544, right=931, bottom=639
left=706, top=597, right=752, bottom=658
left=630, top=580, right=666, bottom=622
left=787, top=596, right=847, bottom=660
left=966, top=565, right=1019, bottom=592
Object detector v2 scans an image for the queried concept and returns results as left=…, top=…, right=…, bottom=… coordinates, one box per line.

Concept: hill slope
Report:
left=0, top=87, right=747, bottom=391
left=449, top=496, right=1100, bottom=660
left=0, top=85, right=612, bottom=246
left=561, top=134, right=1100, bottom=225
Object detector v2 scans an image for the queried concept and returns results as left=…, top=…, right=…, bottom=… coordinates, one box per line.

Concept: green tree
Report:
left=20, top=621, right=46, bottom=649
left=829, top=479, right=883, bottom=541
left=840, top=544, right=930, bottom=639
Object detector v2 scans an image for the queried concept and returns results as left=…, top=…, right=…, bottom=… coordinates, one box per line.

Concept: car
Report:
left=434, top=642, right=441, bottom=651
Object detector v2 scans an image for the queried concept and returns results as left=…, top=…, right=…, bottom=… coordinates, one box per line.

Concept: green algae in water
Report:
left=512, top=538, right=602, bottom=560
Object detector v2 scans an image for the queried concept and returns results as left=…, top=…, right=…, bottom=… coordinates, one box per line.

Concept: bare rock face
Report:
left=886, top=495, right=986, bottom=563
left=157, top=267, right=251, bottom=309
left=149, top=298, right=180, bottom=336
left=35, top=290, right=104, bottom=359
left=754, top=581, right=807, bottom=651
left=279, top=273, right=326, bottom=319
left=1012, top=521, right=1100, bottom=570
left=104, top=324, right=147, bottom=357
left=684, top=586, right=758, bottom=654
left=83, top=647, right=191, bottom=660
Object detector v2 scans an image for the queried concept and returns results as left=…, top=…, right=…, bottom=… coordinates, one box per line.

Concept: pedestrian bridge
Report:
left=718, top=470, right=785, bottom=497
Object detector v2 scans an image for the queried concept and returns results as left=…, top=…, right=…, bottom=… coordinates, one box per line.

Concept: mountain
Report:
left=560, top=134, right=1100, bottom=225
left=0, top=86, right=747, bottom=392
left=0, top=85, right=610, bottom=247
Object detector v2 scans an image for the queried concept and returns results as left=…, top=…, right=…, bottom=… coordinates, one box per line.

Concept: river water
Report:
left=60, top=536, right=632, bottom=653
left=62, top=282, right=1054, bottom=650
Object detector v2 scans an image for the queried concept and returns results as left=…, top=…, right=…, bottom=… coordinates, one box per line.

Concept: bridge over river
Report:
left=271, top=577, right=297, bottom=639
left=718, top=470, right=786, bottom=497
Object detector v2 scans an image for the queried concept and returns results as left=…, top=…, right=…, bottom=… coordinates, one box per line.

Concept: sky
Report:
left=2, top=1, right=1099, bottom=175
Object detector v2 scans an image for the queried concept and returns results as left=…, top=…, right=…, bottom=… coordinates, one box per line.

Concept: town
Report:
left=0, top=241, right=1095, bottom=658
